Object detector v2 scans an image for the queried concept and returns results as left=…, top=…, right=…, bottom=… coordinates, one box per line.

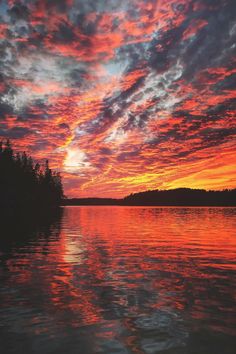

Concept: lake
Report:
left=0, top=206, right=236, bottom=353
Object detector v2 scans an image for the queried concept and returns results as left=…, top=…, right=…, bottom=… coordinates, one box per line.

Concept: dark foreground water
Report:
left=0, top=206, right=236, bottom=354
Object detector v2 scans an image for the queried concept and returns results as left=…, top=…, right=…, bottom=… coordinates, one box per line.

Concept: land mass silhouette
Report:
left=63, top=188, right=236, bottom=206
left=0, top=140, right=64, bottom=212
left=1, top=140, right=235, bottom=209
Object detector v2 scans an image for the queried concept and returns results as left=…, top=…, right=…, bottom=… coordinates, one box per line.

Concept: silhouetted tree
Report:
left=0, top=140, right=64, bottom=209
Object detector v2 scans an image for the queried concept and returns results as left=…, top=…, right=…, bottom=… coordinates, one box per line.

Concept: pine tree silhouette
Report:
left=0, top=140, right=64, bottom=209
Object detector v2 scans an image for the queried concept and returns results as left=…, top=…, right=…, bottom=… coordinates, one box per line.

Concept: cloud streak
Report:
left=0, top=0, right=235, bottom=197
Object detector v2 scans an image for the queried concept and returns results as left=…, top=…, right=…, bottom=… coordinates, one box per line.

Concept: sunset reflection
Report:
left=1, top=207, right=236, bottom=353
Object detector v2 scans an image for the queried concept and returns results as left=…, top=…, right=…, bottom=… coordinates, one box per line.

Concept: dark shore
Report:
left=62, top=188, right=236, bottom=207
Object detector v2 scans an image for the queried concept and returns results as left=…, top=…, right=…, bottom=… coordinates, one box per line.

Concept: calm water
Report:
left=0, top=206, right=236, bottom=354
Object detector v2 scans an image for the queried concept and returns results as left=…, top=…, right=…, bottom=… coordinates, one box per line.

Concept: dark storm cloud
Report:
left=148, top=25, right=185, bottom=73
left=181, top=1, right=236, bottom=80
left=99, top=147, right=113, bottom=155
left=68, top=68, right=87, bottom=87
left=206, top=98, right=236, bottom=116
left=0, top=126, right=31, bottom=138
left=213, top=73, right=236, bottom=91
left=46, top=0, right=69, bottom=13
left=116, top=149, right=140, bottom=162
left=7, top=2, right=29, bottom=23
left=0, top=0, right=235, bottom=196
left=73, top=13, right=97, bottom=36
left=0, top=100, right=14, bottom=118
left=59, top=123, right=70, bottom=130
left=72, top=0, right=128, bottom=14
left=52, top=22, right=76, bottom=44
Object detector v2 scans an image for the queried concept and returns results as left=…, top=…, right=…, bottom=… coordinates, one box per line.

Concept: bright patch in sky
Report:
left=0, top=0, right=235, bottom=197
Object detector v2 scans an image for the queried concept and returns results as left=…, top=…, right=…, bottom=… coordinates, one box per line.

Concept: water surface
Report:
left=0, top=206, right=236, bottom=353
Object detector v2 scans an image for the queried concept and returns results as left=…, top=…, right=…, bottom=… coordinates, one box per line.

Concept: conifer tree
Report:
left=0, top=140, right=64, bottom=209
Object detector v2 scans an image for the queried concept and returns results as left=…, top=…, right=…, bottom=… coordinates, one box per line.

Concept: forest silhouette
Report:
left=0, top=140, right=64, bottom=211
left=122, top=188, right=236, bottom=206
left=65, top=189, right=236, bottom=207
left=0, top=140, right=235, bottom=209
left=64, top=187, right=236, bottom=206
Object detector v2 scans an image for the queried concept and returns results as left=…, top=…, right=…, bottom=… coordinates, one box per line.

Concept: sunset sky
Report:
left=0, top=0, right=235, bottom=197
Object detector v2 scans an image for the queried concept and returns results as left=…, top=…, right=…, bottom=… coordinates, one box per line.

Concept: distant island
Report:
left=63, top=188, right=236, bottom=206
left=1, top=140, right=235, bottom=210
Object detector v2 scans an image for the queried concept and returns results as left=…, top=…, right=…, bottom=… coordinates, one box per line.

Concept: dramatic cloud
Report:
left=0, top=0, right=235, bottom=197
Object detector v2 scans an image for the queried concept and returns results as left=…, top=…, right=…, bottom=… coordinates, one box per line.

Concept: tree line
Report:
left=0, top=140, right=64, bottom=209
left=123, top=188, right=236, bottom=206
left=64, top=188, right=236, bottom=206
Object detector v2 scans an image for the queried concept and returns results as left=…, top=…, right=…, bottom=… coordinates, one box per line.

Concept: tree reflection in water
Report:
left=0, top=206, right=235, bottom=354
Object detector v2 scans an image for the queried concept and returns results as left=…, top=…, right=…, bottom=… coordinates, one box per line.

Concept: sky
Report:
left=0, top=0, right=235, bottom=198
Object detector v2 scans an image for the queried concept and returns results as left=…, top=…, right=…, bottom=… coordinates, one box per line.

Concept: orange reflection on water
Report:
left=1, top=206, right=236, bottom=353
left=59, top=207, right=236, bottom=332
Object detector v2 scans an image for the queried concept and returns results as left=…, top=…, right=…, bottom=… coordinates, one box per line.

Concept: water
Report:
left=0, top=206, right=236, bottom=354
